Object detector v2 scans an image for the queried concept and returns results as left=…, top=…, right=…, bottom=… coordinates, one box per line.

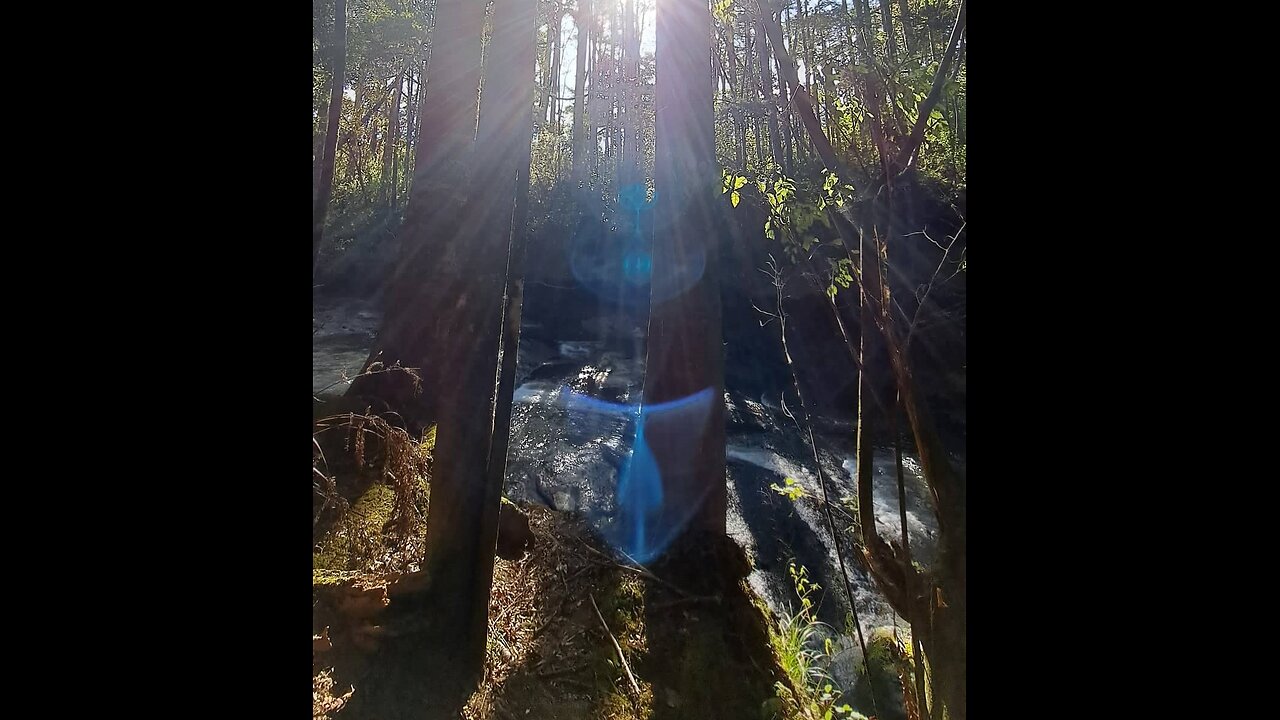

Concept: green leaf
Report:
left=731, top=191, right=740, bottom=207
left=734, top=175, right=747, bottom=189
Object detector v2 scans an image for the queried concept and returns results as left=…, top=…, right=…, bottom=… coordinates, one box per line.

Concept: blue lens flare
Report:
left=567, top=183, right=702, bottom=305
left=566, top=387, right=716, bottom=563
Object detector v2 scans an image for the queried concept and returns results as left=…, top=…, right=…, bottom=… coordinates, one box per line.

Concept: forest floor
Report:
left=313, top=498, right=798, bottom=720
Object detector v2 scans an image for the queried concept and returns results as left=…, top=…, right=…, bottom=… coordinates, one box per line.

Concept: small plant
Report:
left=769, top=563, right=867, bottom=720
left=770, top=477, right=809, bottom=502
left=838, top=495, right=863, bottom=543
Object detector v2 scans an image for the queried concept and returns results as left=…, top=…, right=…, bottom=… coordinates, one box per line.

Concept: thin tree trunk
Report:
left=779, top=72, right=794, bottom=173
left=573, top=0, right=593, bottom=177
left=897, top=0, right=915, bottom=55
left=589, top=31, right=602, bottom=178
left=550, top=11, right=563, bottom=128
left=381, top=69, right=404, bottom=205
left=758, top=13, right=783, bottom=168
left=622, top=0, right=642, bottom=182
left=895, top=0, right=965, bottom=173
left=762, top=9, right=842, bottom=177
left=314, top=90, right=330, bottom=205
left=356, top=0, right=538, bottom=715
left=313, top=0, right=346, bottom=269
left=840, top=0, right=856, bottom=53
left=880, top=0, right=898, bottom=59
left=402, top=67, right=418, bottom=198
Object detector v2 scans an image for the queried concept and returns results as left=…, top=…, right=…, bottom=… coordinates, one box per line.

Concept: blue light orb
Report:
left=565, top=387, right=716, bottom=564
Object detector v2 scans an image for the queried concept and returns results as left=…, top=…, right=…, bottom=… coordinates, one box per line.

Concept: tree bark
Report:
left=879, top=0, right=898, bottom=59
left=313, top=0, right=345, bottom=270
left=758, top=12, right=783, bottom=168
left=897, top=0, right=915, bottom=55
left=349, top=0, right=488, bottom=417
left=573, top=0, right=593, bottom=177
left=402, top=67, right=418, bottom=198
left=381, top=69, right=404, bottom=205
left=761, top=9, right=843, bottom=177
left=622, top=0, right=642, bottom=182
left=314, top=90, right=330, bottom=206
left=418, top=0, right=538, bottom=702
left=548, top=12, right=561, bottom=127
left=649, top=0, right=727, bottom=541
left=354, top=0, right=538, bottom=716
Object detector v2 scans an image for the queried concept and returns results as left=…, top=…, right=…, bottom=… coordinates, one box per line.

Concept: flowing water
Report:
left=313, top=297, right=962, bottom=698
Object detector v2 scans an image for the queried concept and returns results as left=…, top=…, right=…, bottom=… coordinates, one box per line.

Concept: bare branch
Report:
left=589, top=594, right=642, bottom=697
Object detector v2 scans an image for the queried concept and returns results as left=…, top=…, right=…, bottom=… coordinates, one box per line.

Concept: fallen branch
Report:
left=579, top=542, right=697, bottom=599
left=589, top=594, right=641, bottom=697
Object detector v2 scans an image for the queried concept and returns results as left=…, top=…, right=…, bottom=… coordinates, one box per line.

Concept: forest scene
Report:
left=311, top=0, right=966, bottom=717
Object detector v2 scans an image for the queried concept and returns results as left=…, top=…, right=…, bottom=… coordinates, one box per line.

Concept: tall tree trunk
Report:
left=573, top=0, right=593, bottom=177
left=779, top=73, right=794, bottom=173
left=622, top=0, right=642, bottom=183
left=346, top=82, right=363, bottom=186
left=420, top=0, right=538, bottom=701
left=744, top=29, right=763, bottom=168
left=314, top=90, right=330, bottom=206
left=313, top=0, right=345, bottom=270
left=758, top=12, right=783, bottom=168
left=549, top=11, right=563, bottom=129
left=589, top=31, right=602, bottom=178
left=349, top=0, right=488, bottom=418
left=840, top=0, right=856, bottom=53
left=381, top=69, right=404, bottom=205
left=402, top=67, right=418, bottom=200
left=761, top=10, right=841, bottom=177
left=897, top=0, right=915, bottom=55
left=880, top=0, right=898, bottom=58
left=649, top=0, right=726, bottom=545
left=355, top=0, right=538, bottom=717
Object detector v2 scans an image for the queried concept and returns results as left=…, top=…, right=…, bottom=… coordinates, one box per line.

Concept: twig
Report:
left=578, top=542, right=686, bottom=597
left=765, top=255, right=880, bottom=717
left=905, top=220, right=965, bottom=353
left=615, top=549, right=704, bottom=600
left=313, top=363, right=420, bottom=397
left=649, top=595, right=720, bottom=611
left=536, top=661, right=590, bottom=678
left=589, top=594, right=641, bottom=697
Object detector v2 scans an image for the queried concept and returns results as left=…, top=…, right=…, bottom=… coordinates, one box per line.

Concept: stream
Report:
left=313, top=296, right=962, bottom=700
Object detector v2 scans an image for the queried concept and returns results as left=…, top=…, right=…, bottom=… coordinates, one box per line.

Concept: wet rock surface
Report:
left=314, top=296, right=964, bottom=698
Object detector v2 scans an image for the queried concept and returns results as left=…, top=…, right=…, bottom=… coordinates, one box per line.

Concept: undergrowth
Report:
left=769, top=563, right=867, bottom=720
left=312, top=395, right=436, bottom=581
